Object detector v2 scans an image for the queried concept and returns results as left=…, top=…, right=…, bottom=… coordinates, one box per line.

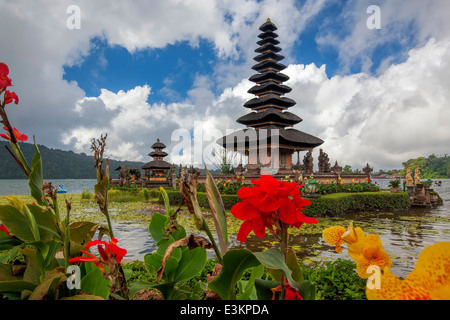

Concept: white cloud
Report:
left=284, top=37, right=450, bottom=170
left=1, top=0, right=449, bottom=172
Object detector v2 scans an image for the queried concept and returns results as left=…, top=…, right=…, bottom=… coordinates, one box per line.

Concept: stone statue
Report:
left=414, top=166, right=421, bottom=185
left=303, top=151, right=313, bottom=174
left=331, top=161, right=342, bottom=174
left=405, top=165, right=414, bottom=186
left=318, top=149, right=331, bottom=173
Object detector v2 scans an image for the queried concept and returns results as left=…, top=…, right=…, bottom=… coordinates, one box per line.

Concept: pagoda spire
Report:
left=217, top=19, right=324, bottom=174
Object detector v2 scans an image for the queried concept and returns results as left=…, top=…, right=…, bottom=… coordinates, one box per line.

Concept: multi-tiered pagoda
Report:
left=142, top=139, right=172, bottom=178
left=218, top=18, right=324, bottom=174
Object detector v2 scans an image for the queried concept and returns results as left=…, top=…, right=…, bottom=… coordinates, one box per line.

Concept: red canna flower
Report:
left=4, top=90, right=18, bottom=104
left=0, top=224, right=12, bottom=237
left=271, top=280, right=303, bottom=300
left=0, top=127, right=28, bottom=142
left=0, top=62, right=12, bottom=89
left=69, top=250, right=106, bottom=273
left=231, top=175, right=317, bottom=242
left=68, top=237, right=127, bottom=273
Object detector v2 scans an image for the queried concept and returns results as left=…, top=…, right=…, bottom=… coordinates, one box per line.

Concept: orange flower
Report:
left=0, top=127, right=28, bottom=142
left=366, top=242, right=450, bottom=300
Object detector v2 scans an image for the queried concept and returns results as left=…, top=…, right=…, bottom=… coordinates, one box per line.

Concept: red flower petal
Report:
left=236, top=220, right=253, bottom=243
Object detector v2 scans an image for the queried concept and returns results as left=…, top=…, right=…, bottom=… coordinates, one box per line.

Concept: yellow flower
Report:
left=366, top=242, right=450, bottom=300
left=323, top=222, right=391, bottom=279
left=325, top=179, right=329, bottom=183
left=322, top=226, right=346, bottom=253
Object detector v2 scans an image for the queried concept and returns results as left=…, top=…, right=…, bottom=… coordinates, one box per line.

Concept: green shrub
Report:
left=139, top=188, right=150, bottom=201
left=80, top=189, right=92, bottom=199
left=302, top=259, right=367, bottom=300
left=304, top=192, right=410, bottom=217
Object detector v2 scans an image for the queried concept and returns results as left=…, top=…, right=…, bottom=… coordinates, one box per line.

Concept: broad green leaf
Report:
left=173, top=246, right=206, bottom=283
left=28, top=274, right=65, bottom=300
left=253, top=248, right=299, bottom=291
left=237, top=264, right=265, bottom=300
left=204, top=167, right=228, bottom=255
left=254, top=278, right=280, bottom=300
left=159, top=187, right=172, bottom=214
left=80, top=267, right=111, bottom=299
left=0, top=205, right=35, bottom=241
left=149, top=212, right=168, bottom=243
left=0, top=262, right=21, bottom=281
left=28, top=139, right=45, bottom=206
left=0, top=280, right=37, bottom=293
left=297, top=281, right=316, bottom=300
left=208, top=249, right=260, bottom=300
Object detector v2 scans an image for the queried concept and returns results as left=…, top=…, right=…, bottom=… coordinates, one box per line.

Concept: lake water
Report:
left=1, top=178, right=449, bottom=278
left=0, top=179, right=97, bottom=195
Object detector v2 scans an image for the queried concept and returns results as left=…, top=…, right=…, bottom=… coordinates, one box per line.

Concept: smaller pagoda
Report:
left=142, top=139, right=172, bottom=179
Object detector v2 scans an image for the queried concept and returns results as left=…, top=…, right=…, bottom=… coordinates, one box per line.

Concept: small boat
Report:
left=57, top=185, right=67, bottom=193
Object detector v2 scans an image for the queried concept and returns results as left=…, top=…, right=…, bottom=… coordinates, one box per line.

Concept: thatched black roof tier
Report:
left=259, top=19, right=278, bottom=32
left=255, top=44, right=281, bottom=53
left=237, top=109, right=302, bottom=127
left=252, top=60, right=287, bottom=72
left=258, top=30, right=278, bottom=39
left=149, top=151, right=168, bottom=157
left=151, top=139, right=166, bottom=149
left=142, top=160, right=172, bottom=170
left=244, top=93, right=296, bottom=109
left=253, top=51, right=285, bottom=63
left=218, top=126, right=324, bottom=151
left=247, top=81, right=292, bottom=96
left=257, top=38, right=280, bottom=46
left=249, top=71, right=290, bottom=84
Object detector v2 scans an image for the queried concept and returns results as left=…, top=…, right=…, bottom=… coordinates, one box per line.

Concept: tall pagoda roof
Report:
left=237, top=109, right=302, bottom=127
left=259, top=18, right=278, bottom=32
left=151, top=138, right=166, bottom=149
left=247, top=81, right=292, bottom=96
left=143, top=138, right=172, bottom=170
left=218, top=18, right=323, bottom=152
left=248, top=70, right=290, bottom=84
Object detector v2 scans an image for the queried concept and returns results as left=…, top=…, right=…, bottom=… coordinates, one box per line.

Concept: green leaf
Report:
left=0, top=280, right=37, bottom=293
left=208, top=249, right=260, bottom=300
left=237, top=264, right=265, bottom=300
left=173, top=246, right=206, bottom=283
left=159, top=187, right=172, bottom=214
left=28, top=273, right=65, bottom=300
left=254, top=278, right=280, bottom=300
left=204, top=167, right=228, bottom=255
left=285, top=247, right=303, bottom=283
left=253, top=248, right=299, bottom=291
left=80, top=267, right=111, bottom=300
left=149, top=212, right=168, bottom=243
left=297, top=281, right=316, bottom=300
left=28, top=139, right=45, bottom=206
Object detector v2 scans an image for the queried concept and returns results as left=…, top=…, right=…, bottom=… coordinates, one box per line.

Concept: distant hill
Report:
left=0, top=141, right=145, bottom=179
left=374, top=154, right=450, bottom=179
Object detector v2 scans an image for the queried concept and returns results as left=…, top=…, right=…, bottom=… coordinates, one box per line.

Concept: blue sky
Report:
left=1, top=0, right=450, bottom=170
